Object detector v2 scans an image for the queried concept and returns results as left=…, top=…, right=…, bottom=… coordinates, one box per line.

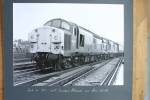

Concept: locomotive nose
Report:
left=34, top=27, right=62, bottom=54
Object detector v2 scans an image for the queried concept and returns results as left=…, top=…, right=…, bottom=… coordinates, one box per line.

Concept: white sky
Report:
left=13, top=3, right=124, bottom=47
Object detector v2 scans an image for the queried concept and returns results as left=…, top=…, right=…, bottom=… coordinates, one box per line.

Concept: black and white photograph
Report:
left=13, top=3, right=124, bottom=86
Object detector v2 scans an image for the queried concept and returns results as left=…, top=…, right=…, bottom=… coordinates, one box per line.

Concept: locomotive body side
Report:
left=75, top=27, right=93, bottom=54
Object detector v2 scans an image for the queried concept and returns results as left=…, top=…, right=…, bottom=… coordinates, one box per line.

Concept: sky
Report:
left=13, top=3, right=124, bottom=47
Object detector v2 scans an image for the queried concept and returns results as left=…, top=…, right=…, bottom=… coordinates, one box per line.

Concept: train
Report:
left=28, top=18, right=122, bottom=70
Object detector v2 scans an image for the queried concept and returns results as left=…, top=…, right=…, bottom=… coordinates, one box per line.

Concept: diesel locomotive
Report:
left=28, top=18, right=122, bottom=70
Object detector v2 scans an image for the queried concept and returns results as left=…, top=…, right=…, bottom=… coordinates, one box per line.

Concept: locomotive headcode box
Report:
left=3, top=0, right=133, bottom=100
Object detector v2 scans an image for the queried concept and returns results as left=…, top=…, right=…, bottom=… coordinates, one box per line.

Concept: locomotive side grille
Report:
left=64, top=34, right=71, bottom=50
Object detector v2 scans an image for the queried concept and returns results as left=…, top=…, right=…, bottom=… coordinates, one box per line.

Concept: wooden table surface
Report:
left=133, top=0, right=148, bottom=100
left=0, top=0, right=149, bottom=100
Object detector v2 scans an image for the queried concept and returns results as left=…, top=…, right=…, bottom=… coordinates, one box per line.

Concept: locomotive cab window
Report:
left=44, top=19, right=61, bottom=28
left=44, top=21, right=52, bottom=26
left=61, top=21, right=70, bottom=31
left=79, top=34, right=84, bottom=47
left=51, top=19, right=61, bottom=28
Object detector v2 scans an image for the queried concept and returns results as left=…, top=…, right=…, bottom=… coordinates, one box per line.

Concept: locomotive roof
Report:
left=48, top=18, right=119, bottom=45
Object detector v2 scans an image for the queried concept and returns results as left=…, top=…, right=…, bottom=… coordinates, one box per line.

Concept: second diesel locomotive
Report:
left=28, top=18, right=121, bottom=70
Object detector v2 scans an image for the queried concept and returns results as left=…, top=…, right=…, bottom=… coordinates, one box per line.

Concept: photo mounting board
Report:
left=3, top=0, right=133, bottom=100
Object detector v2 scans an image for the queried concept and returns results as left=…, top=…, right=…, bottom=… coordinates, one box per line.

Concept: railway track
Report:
left=50, top=57, right=122, bottom=86
left=14, top=67, right=41, bottom=77
left=13, top=66, right=52, bottom=86
left=13, top=61, right=36, bottom=70
left=14, top=67, right=37, bottom=74
left=100, top=58, right=122, bottom=86
left=14, top=66, right=87, bottom=86
left=32, top=59, right=113, bottom=86
left=14, top=59, right=111, bottom=86
left=14, top=57, right=123, bottom=86
left=13, top=58, right=31, bottom=63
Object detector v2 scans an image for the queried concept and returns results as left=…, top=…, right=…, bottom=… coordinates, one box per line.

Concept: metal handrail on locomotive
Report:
left=28, top=18, right=123, bottom=70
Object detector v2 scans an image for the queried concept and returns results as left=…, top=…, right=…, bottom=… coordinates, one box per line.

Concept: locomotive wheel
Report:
left=79, top=56, right=85, bottom=65
left=53, top=60, right=62, bottom=71
left=71, top=56, right=79, bottom=67
left=57, top=55, right=63, bottom=71
left=62, top=57, right=72, bottom=69
left=52, top=55, right=63, bottom=71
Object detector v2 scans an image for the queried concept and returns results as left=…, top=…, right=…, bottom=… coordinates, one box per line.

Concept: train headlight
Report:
left=54, top=36, right=58, bottom=40
left=35, top=29, right=38, bottom=32
left=54, top=45, right=59, bottom=49
left=52, top=29, right=55, bottom=32
left=56, top=46, right=59, bottom=49
left=30, top=45, right=34, bottom=49
left=31, top=35, right=34, bottom=39
left=36, top=34, right=39, bottom=37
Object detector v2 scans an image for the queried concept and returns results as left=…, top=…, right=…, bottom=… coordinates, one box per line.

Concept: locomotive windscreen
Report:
left=44, top=19, right=71, bottom=32
left=44, top=19, right=61, bottom=28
